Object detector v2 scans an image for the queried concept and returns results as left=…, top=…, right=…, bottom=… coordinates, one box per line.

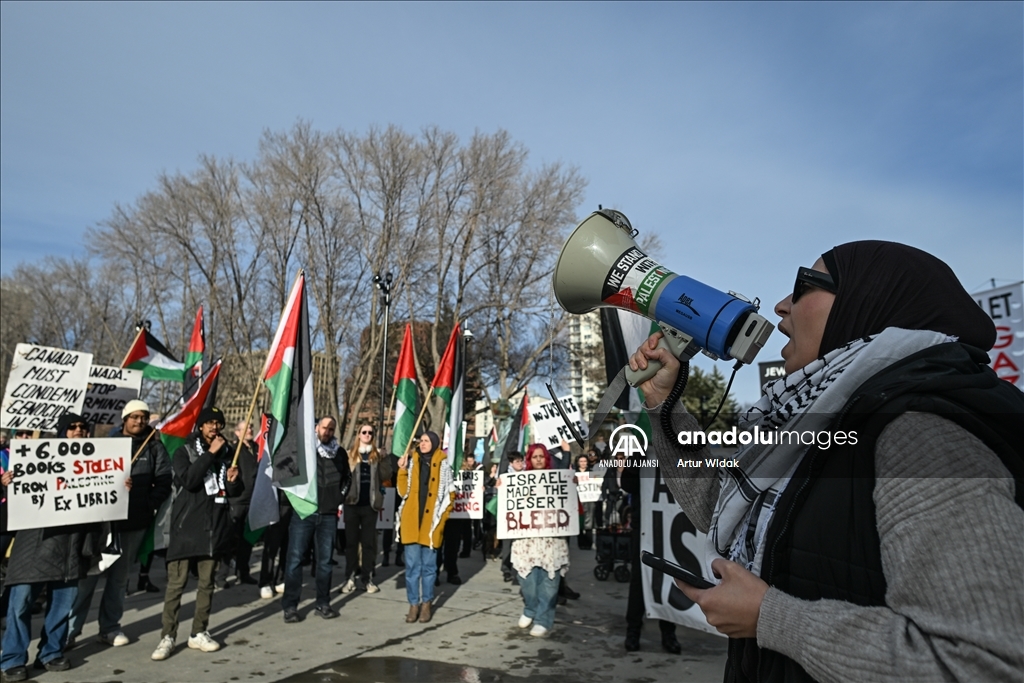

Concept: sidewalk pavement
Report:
left=13, top=540, right=726, bottom=683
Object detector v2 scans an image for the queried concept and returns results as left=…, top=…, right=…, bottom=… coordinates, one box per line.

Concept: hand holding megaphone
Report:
left=628, top=330, right=684, bottom=405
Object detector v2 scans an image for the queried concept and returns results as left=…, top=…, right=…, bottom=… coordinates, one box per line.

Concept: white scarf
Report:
left=706, top=327, right=953, bottom=579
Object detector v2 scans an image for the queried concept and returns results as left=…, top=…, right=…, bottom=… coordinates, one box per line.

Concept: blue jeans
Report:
left=519, top=566, right=559, bottom=630
left=403, top=543, right=437, bottom=605
left=1, top=581, right=77, bottom=670
left=283, top=512, right=336, bottom=610
left=68, top=528, right=146, bottom=638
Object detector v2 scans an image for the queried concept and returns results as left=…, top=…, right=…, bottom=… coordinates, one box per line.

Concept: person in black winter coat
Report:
left=1, top=414, right=103, bottom=681
left=215, top=420, right=258, bottom=588
left=68, top=399, right=173, bottom=648
left=150, top=407, right=243, bottom=662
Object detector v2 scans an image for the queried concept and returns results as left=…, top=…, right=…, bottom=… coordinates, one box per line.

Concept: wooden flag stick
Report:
left=131, top=427, right=159, bottom=464
left=401, top=392, right=435, bottom=459
left=232, top=381, right=263, bottom=468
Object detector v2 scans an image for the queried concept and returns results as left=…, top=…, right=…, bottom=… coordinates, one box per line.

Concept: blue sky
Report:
left=2, top=2, right=1021, bottom=403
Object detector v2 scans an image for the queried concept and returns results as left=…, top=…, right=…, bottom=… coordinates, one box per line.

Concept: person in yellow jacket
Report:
left=396, top=431, right=454, bottom=624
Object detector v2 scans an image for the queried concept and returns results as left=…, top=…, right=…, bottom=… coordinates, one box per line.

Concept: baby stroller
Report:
left=593, top=490, right=632, bottom=582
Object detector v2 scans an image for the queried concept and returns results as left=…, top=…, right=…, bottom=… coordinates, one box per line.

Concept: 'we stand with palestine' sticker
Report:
left=601, top=247, right=674, bottom=315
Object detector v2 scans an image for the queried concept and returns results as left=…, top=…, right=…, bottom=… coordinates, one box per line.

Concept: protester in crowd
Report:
left=1, top=414, right=104, bottom=681
left=510, top=444, right=570, bottom=638
left=215, top=420, right=258, bottom=589
left=281, top=416, right=349, bottom=623
left=600, top=461, right=627, bottom=529
left=481, top=462, right=500, bottom=561
left=257, top=489, right=291, bottom=599
left=574, top=454, right=595, bottom=550
left=151, top=407, right=242, bottom=661
left=435, top=454, right=474, bottom=586
left=620, top=465, right=681, bottom=654
left=69, top=401, right=173, bottom=649
left=500, top=452, right=525, bottom=583
left=340, top=423, right=392, bottom=595
left=631, top=241, right=1024, bottom=682
left=0, top=431, right=12, bottom=621
left=380, top=449, right=402, bottom=567
left=396, top=431, right=454, bottom=624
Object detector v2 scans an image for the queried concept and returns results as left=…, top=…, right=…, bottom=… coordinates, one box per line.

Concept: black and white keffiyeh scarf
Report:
left=317, top=439, right=339, bottom=459
left=705, top=327, right=953, bottom=579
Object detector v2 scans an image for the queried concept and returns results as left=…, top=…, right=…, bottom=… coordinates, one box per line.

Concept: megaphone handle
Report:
left=625, top=330, right=693, bottom=387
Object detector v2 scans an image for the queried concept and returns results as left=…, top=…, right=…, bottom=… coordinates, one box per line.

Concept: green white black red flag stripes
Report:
left=516, top=390, right=531, bottom=453
left=247, top=412, right=280, bottom=531
left=185, top=305, right=205, bottom=381
left=263, top=272, right=318, bottom=519
left=156, top=359, right=222, bottom=458
left=392, top=323, right=418, bottom=457
left=122, top=328, right=185, bottom=382
left=432, top=323, right=464, bottom=471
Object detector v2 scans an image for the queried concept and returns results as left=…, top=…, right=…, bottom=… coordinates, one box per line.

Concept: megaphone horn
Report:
left=553, top=209, right=774, bottom=384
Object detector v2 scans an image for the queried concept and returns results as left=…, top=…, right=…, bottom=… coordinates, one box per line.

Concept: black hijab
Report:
left=818, top=241, right=995, bottom=356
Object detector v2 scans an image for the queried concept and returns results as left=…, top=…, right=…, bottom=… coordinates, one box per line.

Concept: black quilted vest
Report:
left=725, top=343, right=1024, bottom=683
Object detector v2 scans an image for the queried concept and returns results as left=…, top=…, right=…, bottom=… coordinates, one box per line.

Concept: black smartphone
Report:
left=641, top=551, right=716, bottom=590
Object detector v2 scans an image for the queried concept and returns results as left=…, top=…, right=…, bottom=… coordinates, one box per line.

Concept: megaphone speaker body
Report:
left=553, top=210, right=773, bottom=364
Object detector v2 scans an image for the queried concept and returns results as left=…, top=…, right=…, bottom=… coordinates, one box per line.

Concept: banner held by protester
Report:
left=1, top=344, right=93, bottom=432
left=497, top=469, right=579, bottom=539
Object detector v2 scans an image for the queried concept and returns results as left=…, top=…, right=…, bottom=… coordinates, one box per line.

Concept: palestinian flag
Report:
left=496, top=390, right=530, bottom=474
left=246, top=412, right=279, bottom=533
left=122, top=328, right=185, bottom=382
left=156, top=359, right=222, bottom=457
left=263, top=272, right=318, bottom=519
left=515, top=391, right=531, bottom=453
left=432, top=323, right=464, bottom=471
left=185, top=305, right=205, bottom=382
left=391, top=323, right=418, bottom=457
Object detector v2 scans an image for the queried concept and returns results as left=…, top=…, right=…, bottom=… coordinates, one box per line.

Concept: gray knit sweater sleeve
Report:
left=648, top=402, right=718, bottom=533
left=757, top=412, right=1024, bottom=683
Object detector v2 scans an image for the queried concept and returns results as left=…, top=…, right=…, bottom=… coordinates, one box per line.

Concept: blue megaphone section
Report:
left=652, top=276, right=758, bottom=360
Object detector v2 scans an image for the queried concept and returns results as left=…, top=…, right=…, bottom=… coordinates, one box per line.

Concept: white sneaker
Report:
left=187, top=631, right=221, bottom=652
left=340, top=578, right=357, bottom=594
left=275, top=582, right=285, bottom=594
left=260, top=586, right=274, bottom=599
left=365, top=580, right=380, bottom=594
left=151, top=636, right=174, bottom=660
left=101, top=630, right=130, bottom=647
left=530, top=624, right=549, bottom=637
left=518, top=614, right=533, bottom=629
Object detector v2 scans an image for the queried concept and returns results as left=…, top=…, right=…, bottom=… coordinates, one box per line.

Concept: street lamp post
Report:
left=373, top=271, right=393, bottom=450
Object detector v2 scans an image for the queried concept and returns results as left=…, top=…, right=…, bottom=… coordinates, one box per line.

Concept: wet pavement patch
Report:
left=279, top=656, right=601, bottom=683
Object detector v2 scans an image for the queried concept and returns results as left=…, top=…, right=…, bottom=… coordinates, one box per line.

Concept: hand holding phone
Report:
left=641, top=551, right=716, bottom=590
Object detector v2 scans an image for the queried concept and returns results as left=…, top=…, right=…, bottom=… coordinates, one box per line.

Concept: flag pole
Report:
left=384, top=386, right=397, bottom=445
left=232, top=382, right=263, bottom=468
left=401, top=392, right=433, bottom=458
left=120, top=327, right=143, bottom=367
left=131, top=427, right=159, bottom=464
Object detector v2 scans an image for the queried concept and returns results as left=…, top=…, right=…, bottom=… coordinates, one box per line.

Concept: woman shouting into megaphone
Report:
left=630, top=241, right=1023, bottom=683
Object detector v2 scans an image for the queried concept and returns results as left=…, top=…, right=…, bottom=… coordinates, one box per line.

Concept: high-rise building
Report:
left=568, top=310, right=604, bottom=415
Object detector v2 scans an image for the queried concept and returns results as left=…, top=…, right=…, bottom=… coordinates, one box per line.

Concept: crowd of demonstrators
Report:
left=339, top=423, right=392, bottom=595
left=481, top=462, right=501, bottom=560
left=499, top=451, right=525, bottom=584
left=573, top=454, right=595, bottom=550
left=151, top=406, right=243, bottom=661
left=282, top=417, right=349, bottom=624
left=396, top=432, right=454, bottom=624
left=216, top=421, right=258, bottom=589
left=69, top=401, right=173, bottom=649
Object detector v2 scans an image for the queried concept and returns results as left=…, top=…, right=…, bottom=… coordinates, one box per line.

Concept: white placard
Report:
left=575, top=471, right=604, bottom=503
left=1, top=344, right=93, bottom=432
left=450, top=469, right=484, bottom=519
left=337, top=487, right=396, bottom=530
left=975, top=282, right=1024, bottom=389
left=5, top=438, right=130, bottom=531
left=83, top=365, right=143, bottom=427
left=496, top=469, right=579, bottom=539
left=639, top=466, right=720, bottom=636
left=529, top=395, right=588, bottom=449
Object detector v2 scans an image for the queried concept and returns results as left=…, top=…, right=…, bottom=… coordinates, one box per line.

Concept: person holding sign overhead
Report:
left=1, top=414, right=104, bottom=682
left=397, top=431, right=454, bottom=625
left=151, top=407, right=242, bottom=663
left=510, top=444, right=570, bottom=638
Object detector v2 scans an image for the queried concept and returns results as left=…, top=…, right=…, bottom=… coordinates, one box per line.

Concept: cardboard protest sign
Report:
left=5, top=438, right=130, bottom=531
left=975, top=282, right=1024, bottom=389
left=337, top=487, right=396, bottom=530
left=83, top=365, right=143, bottom=427
left=1, top=344, right=93, bottom=432
left=529, top=395, right=588, bottom=449
left=575, top=470, right=604, bottom=503
left=496, top=469, right=579, bottom=539
left=450, top=469, right=484, bottom=519
left=639, top=467, right=719, bottom=636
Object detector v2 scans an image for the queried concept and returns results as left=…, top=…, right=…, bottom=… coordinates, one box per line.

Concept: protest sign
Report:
left=975, top=282, right=1024, bottom=389
left=496, top=469, right=579, bottom=539
left=639, top=467, right=720, bottom=636
left=83, top=365, right=143, bottom=427
left=529, top=395, right=588, bottom=449
left=1, top=344, right=93, bottom=432
left=5, top=438, right=130, bottom=531
left=450, top=469, right=484, bottom=519
left=575, top=470, right=604, bottom=503
left=337, top=487, right=396, bottom=530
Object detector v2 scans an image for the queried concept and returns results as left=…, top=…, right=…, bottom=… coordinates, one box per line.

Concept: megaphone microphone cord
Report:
left=660, top=360, right=743, bottom=452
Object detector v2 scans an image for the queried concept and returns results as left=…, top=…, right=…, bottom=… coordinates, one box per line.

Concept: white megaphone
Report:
left=553, top=208, right=775, bottom=385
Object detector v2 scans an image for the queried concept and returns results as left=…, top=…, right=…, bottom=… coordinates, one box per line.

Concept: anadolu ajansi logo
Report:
left=610, top=424, right=648, bottom=459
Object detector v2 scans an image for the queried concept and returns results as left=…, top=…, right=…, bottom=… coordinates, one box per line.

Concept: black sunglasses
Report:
left=792, top=267, right=837, bottom=303
left=68, top=423, right=90, bottom=431
left=360, top=429, right=374, bottom=436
